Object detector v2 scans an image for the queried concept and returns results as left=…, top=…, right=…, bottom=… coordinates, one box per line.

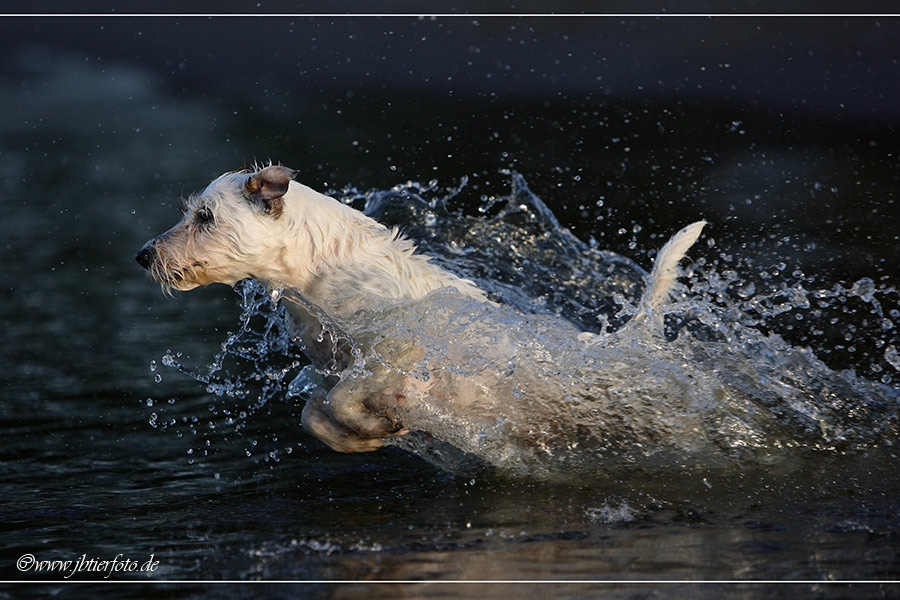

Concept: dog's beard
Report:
left=148, top=256, right=206, bottom=294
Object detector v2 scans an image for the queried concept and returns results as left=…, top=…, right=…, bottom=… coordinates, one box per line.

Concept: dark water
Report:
left=2, top=15, right=900, bottom=599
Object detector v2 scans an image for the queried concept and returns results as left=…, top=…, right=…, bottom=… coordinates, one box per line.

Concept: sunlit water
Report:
left=159, top=173, right=900, bottom=481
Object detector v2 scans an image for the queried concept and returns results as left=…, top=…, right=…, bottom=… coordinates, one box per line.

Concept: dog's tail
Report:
left=631, top=220, right=707, bottom=334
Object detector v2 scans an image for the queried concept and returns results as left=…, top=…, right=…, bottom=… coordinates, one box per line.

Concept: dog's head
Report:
left=135, top=164, right=297, bottom=292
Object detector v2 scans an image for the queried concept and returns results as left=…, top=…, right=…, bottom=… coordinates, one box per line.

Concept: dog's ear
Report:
left=243, top=165, right=297, bottom=218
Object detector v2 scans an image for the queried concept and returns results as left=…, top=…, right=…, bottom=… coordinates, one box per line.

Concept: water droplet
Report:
left=737, top=282, right=756, bottom=299
left=885, top=345, right=900, bottom=371
left=851, top=278, right=876, bottom=303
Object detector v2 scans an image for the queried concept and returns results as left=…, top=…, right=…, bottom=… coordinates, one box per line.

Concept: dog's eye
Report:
left=195, top=207, right=214, bottom=226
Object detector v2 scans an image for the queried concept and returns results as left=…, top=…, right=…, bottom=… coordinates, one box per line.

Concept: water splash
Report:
left=155, top=282, right=307, bottom=435
left=157, top=172, right=900, bottom=478
left=585, top=503, right=636, bottom=523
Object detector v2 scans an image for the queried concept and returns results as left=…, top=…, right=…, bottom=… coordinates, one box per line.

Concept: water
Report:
left=2, top=23, right=900, bottom=599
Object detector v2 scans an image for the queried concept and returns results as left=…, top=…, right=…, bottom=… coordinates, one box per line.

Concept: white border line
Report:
left=2, top=13, right=900, bottom=17
left=3, top=579, right=900, bottom=584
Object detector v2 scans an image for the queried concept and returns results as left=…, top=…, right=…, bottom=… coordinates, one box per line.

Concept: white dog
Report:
left=137, top=164, right=705, bottom=462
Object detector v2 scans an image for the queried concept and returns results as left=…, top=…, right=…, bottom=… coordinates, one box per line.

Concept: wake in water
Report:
left=158, top=173, right=900, bottom=479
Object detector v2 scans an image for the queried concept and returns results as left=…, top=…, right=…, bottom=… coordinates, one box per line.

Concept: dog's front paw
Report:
left=301, top=391, right=385, bottom=453
left=326, top=372, right=410, bottom=439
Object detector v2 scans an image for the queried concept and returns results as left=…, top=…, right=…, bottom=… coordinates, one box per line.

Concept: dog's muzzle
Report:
left=135, top=244, right=156, bottom=270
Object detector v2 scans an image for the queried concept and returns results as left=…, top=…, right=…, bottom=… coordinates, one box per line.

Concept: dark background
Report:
left=4, top=6, right=899, bottom=277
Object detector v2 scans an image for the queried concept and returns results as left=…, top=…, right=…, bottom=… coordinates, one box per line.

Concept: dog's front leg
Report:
left=303, top=338, right=423, bottom=451
left=324, top=337, right=427, bottom=439
left=300, top=390, right=386, bottom=452
left=326, top=367, right=411, bottom=439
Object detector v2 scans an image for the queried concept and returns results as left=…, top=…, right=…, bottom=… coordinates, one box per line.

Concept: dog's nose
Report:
left=135, top=245, right=156, bottom=270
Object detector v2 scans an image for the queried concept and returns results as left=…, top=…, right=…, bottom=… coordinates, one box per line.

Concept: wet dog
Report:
left=137, top=164, right=705, bottom=457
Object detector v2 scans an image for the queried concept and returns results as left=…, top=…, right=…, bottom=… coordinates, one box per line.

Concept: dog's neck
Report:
left=261, top=183, right=486, bottom=314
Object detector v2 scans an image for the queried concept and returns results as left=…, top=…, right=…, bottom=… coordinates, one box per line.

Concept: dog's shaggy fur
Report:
left=137, top=164, right=704, bottom=454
